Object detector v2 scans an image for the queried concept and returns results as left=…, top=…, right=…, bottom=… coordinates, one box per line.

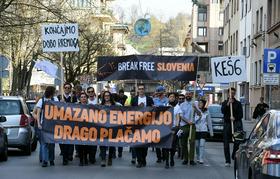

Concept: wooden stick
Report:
left=229, top=87, right=234, bottom=141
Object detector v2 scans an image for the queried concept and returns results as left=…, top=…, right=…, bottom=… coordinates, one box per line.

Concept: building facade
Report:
left=250, top=0, right=280, bottom=109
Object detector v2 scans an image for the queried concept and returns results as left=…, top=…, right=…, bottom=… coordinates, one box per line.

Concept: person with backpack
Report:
left=34, top=86, right=58, bottom=167
left=194, top=99, right=213, bottom=164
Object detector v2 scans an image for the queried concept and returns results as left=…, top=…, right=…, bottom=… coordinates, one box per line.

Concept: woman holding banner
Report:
left=100, top=91, right=117, bottom=167
left=76, top=92, right=91, bottom=166
left=163, top=92, right=182, bottom=169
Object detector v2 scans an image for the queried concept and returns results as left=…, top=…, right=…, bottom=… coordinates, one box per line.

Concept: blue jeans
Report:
left=42, top=143, right=55, bottom=162
left=38, top=128, right=55, bottom=162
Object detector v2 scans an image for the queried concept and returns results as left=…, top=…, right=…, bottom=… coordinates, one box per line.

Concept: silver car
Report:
left=0, top=96, right=35, bottom=155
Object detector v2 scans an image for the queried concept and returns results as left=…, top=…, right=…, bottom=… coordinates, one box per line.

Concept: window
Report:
left=250, top=114, right=270, bottom=140
left=198, top=5, right=207, bottom=21
left=218, top=27, right=223, bottom=36
left=212, top=0, right=219, bottom=3
left=197, top=42, right=208, bottom=53
left=233, top=33, right=236, bottom=53
left=236, top=31, right=238, bottom=53
left=198, top=27, right=207, bottom=36
left=260, top=7, right=263, bottom=31
left=258, top=60, right=262, bottom=84
left=241, top=0, right=244, bottom=18
left=219, top=12, right=224, bottom=21
left=256, top=10, right=259, bottom=33
left=247, top=35, right=251, bottom=56
left=0, top=100, right=22, bottom=115
left=218, top=41, right=223, bottom=51
left=255, top=61, right=258, bottom=84
left=198, top=12, right=207, bottom=21
left=72, top=0, right=92, bottom=8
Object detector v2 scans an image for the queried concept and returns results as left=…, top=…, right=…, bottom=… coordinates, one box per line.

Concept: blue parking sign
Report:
left=263, top=48, right=280, bottom=73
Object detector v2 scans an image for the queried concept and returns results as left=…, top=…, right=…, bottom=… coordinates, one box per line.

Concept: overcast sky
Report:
left=112, top=0, right=193, bottom=22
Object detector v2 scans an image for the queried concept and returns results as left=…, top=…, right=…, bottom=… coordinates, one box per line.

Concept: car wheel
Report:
left=23, top=142, right=31, bottom=156
left=0, top=136, right=8, bottom=161
left=31, top=137, right=37, bottom=152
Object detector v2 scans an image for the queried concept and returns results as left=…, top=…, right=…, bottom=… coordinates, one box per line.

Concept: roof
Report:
left=0, top=96, right=24, bottom=101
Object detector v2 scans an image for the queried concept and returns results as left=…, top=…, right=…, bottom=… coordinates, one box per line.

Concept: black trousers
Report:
left=156, top=148, right=163, bottom=160
left=77, top=145, right=89, bottom=164
left=223, top=121, right=243, bottom=164
left=163, top=130, right=178, bottom=163
left=60, top=144, right=74, bottom=162
left=88, top=146, right=97, bottom=163
left=135, top=147, right=148, bottom=165
left=100, top=146, right=115, bottom=160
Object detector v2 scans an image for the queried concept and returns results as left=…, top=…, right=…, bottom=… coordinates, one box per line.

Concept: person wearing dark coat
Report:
left=221, top=87, right=243, bottom=167
left=131, top=83, right=154, bottom=168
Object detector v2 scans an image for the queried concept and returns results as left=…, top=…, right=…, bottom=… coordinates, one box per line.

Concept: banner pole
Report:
left=188, top=56, right=200, bottom=143
left=60, top=52, right=64, bottom=98
left=229, top=87, right=234, bottom=141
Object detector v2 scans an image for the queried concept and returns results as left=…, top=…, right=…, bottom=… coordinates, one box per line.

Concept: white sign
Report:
left=263, top=73, right=279, bottom=85
left=211, top=56, right=246, bottom=83
left=42, top=23, right=79, bottom=52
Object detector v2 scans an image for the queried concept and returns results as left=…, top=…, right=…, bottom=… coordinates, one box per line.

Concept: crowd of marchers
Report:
left=32, top=83, right=251, bottom=169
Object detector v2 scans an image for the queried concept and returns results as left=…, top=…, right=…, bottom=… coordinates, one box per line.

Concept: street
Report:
left=0, top=120, right=255, bottom=179
left=0, top=141, right=234, bottom=179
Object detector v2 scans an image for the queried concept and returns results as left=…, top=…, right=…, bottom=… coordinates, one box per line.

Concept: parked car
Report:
left=234, top=110, right=280, bottom=179
left=208, top=104, right=224, bottom=139
left=0, top=96, right=37, bottom=155
left=26, top=100, right=36, bottom=114
left=25, top=100, right=38, bottom=151
left=0, top=116, right=8, bottom=161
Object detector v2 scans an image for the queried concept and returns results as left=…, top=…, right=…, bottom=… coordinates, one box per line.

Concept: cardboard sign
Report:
left=42, top=23, right=79, bottom=52
left=211, top=56, right=246, bottom=83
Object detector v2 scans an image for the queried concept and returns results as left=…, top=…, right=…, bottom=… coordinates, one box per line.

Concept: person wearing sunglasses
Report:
left=58, top=82, right=78, bottom=166
left=87, top=87, right=97, bottom=105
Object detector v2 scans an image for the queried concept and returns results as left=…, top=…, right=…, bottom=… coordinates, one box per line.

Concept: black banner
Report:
left=97, top=55, right=198, bottom=81
left=42, top=101, right=174, bottom=148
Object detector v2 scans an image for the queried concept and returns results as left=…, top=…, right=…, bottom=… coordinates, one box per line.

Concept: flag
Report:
left=34, top=60, right=58, bottom=78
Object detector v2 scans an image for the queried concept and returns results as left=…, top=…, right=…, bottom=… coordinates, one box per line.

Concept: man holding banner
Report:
left=131, top=83, right=154, bottom=168
left=211, top=56, right=246, bottom=167
left=180, top=91, right=196, bottom=166
left=221, top=88, right=243, bottom=167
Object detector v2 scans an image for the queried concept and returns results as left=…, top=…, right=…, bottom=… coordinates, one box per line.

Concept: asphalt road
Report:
left=0, top=120, right=255, bottom=179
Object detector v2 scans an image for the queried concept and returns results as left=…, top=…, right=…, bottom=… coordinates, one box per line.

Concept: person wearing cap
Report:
left=153, top=85, right=169, bottom=163
left=179, top=91, right=196, bottom=165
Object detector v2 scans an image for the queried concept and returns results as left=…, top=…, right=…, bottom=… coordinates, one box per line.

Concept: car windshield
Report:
left=27, top=103, right=35, bottom=112
left=208, top=105, right=223, bottom=118
left=0, top=100, right=22, bottom=115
